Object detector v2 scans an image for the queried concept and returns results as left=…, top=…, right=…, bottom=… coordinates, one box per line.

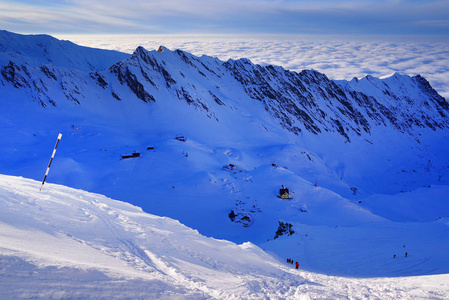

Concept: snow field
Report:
left=2, top=100, right=449, bottom=279
left=1, top=175, right=449, bottom=299
left=0, top=175, right=303, bottom=298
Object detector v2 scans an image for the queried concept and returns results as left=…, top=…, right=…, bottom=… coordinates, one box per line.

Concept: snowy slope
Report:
left=1, top=31, right=449, bottom=283
left=0, top=30, right=128, bottom=72
left=0, top=174, right=301, bottom=299
left=1, top=174, right=449, bottom=299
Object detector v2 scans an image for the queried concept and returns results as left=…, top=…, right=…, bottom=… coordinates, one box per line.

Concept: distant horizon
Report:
left=1, top=0, right=448, bottom=37
left=8, top=31, right=449, bottom=44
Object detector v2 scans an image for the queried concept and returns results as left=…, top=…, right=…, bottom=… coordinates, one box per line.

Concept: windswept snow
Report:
left=0, top=30, right=128, bottom=72
left=1, top=174, right=449, bottom=299
left=0, top=175, right=297, bottom=299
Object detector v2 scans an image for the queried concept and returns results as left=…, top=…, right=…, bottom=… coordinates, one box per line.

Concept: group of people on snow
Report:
left=286, top=258, right=299, bottom=269
left=288, top=245, right=409, bottom=272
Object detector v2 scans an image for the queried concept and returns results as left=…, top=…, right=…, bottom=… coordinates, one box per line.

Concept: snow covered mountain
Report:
left=2, top=31, right=447, bottom=137
left=1, top=30, right=449, bottom=285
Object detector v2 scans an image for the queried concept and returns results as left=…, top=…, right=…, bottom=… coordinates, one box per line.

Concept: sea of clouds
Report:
left=59, top=34, right=449, bottom=99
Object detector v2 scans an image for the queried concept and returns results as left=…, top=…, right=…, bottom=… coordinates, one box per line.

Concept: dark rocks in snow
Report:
left=176, top=87, right=195, bottom=104
left=90, top=72, right=107, bottom=89
left=1, top=61, right=29, bottom=88
left=274, top=221, right=295, bottom=239
left=332, top=119, right=350, bottom=142
left=64, top=93, right=80, bottom=105
left=223, top=164, right=237, bottom=171
left=111, top=91, right=121, bottom=101
left=228, top=210, right=252, bottom=227
left=110, top=63, right=155, bottom=103
left=121, top=152, right=140, bottom=159
left=175, top=136, right=186, bottom=142
left=175, top=49, right=196, bottom=68
left=239, top=215, right=252, bottom=227
left=229, top=197, right=260, bottom=227
left=209, top=91, right=225, bottom=106
left=228, top=210, right=237, bottom=222
left=40, top=65, right=57, bottom=81
left=132, top=46, right=176, bottom=88
left=414, top=75, right=448, bottom=111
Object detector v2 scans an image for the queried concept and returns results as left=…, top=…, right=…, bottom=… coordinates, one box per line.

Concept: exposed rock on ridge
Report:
left=1, top=31, right=448, bottom=142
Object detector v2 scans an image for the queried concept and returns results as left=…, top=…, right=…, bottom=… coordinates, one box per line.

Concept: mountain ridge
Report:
left=1, top=31, right=447, bottom=142
left=0, top=30, right=128, bottom=71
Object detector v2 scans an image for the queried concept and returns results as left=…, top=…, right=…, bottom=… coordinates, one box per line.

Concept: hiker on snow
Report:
left=295, top=262, right=299, bottom=269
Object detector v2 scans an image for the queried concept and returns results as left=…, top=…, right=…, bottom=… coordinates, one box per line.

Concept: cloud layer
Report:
left=57, top=34, right=449, bottom=99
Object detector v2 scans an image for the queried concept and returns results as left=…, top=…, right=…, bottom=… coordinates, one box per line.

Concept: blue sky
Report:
left=0, top=0, right=448, bottom=36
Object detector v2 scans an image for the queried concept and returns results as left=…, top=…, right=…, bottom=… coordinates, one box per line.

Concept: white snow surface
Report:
left=0, top=30, right=128, bottom=72
left=1, top=31, right=449, bottom=298
left=1, top=174, right=449, bottom=299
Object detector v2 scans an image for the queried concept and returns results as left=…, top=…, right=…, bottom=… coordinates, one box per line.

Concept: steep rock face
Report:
left=0, top=59, right=85, bottom=106
left=103, top=46, right=449, bottom=141
left=223, top=59, right=449, bottom=140
left=105, top=46, right=228, bottom=120
left=223, top=59, right=372, bottom=139
left=0, top=31, right=127, bottom=107
left=340, top=74, right=449, bottom=133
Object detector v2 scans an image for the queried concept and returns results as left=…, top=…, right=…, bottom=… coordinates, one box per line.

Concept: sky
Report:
left=0, top=0, right=449, bottom=36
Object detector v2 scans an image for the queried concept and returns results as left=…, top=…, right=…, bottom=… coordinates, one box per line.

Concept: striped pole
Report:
left=40, top=133, right=62, bottom=191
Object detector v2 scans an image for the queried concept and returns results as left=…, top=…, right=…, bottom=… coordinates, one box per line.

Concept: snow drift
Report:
left=1, top=174, right=449, bottom=299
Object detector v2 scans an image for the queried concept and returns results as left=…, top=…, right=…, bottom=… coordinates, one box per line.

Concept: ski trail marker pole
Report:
left=40, top=133, right=62, bottom=191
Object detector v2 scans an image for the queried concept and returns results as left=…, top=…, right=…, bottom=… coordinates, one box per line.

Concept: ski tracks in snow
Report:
left=87, top=197, right=304, bottom=298
left=2, top=175, right=449, bottom=299
left=85, top=197, right=253, bottom=298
